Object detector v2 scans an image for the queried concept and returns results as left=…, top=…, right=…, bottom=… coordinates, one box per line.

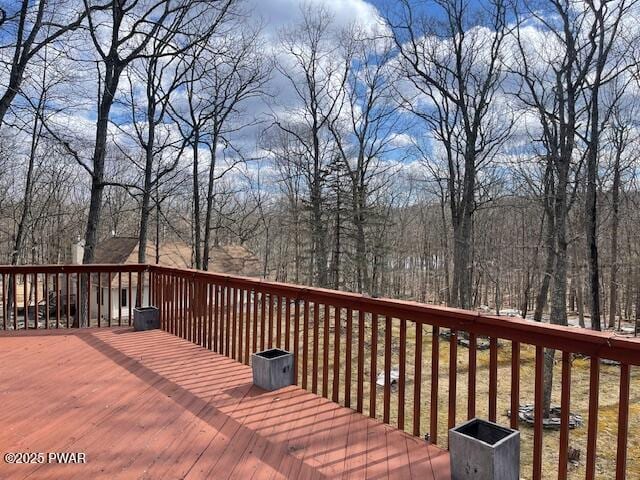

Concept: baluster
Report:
left=398, top=318, right=406, bottom=431
left=252, top=289, right=258, bottom=354
left=585, top=356, right=600, bottom=480
left=345, top=307, right=352, bottom=408
left=615, top=364, right=630, bottom=480
left=285, top=296, right=291, bottom=351
left=191, top=279, right=196, bottom=343
left=118, top=272, right=122, bottom=326
left=322, top=304, right=330, bottom=398
left=1, top=273, right=5, bottom=330
left=108, top=272, right=112, bottom=327
left=86, top=272, right=91, bottom=328
left=276, top=295, right=282, bottom=348
left=357, top=310, right=365, bottom=413
left=332, top=306, right=340, bottom=403
left=44, top=273, right=49, bottom=329
left=302, top=300, right=309, bottom=390
left=137, top=271, right=142, bottom=307
left=312, top=302, right=319, bottom=394
left=510, top=341, right=520, bottom=430
left=24, top=273, right=29, bottom=329
left=448, top=329, right=457, bottom=431
left=231, top=286, right=237, bottom=358
left=238, top=289, right=244, bottom=361
left=430, top=326, right=439, bottom=444
left=34, top=273, right=39, bottom=329
left=413, top=322, right=423, bottom=436
left=208, top=283, right=214, bottom=350
left=489, top=337, right=498, bottom=422
left=244, top=289, right=251, bottom=364
left=370, top=313, right=378, bottom=418
left=214, top=284, right=221, bottom=352
left=97, top=272, right=102, bottom=327
left=533, top=346, right=544, bottom=480
left=65, top=273, right=70, bottom=328
left=224, top=286, right=232, bottom=357
left=13, top=273, right=18, bottom=330
left=558, top=351, right=571, bottom=480
left=55, top=273, right=60, bottom=329
left=75, top=272, right=80, bottom=328
left=468, top=332, right=477, bottom=419
left=383, top=315, right=392, bottom=424
left=260, top=291, right=266, bottom=351
left=267, top=292, right=273, bottom=349
left=128, top=272, right=132, bottom=326
left=293, top=300, right=300, bottom=383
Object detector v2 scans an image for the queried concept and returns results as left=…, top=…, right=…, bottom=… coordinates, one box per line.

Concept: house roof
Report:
left=92, top=237, right=140, bottom=265
left=209, top=244, right=261, bottom=277
left=90, top=237, right=192, bottom=270
left=89, top=238, right=260, bottom=285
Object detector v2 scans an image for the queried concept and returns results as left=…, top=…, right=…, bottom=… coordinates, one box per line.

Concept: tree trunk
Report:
left=572, top=247, right=586, bottom=328
left=439, top=197, right=451, bottom=306
left=137, top=105, right=156, bottom=264
left=534, top=165, right=555, bottom=323
left=353, top=185, right=369, bottom=293
left=192, top=130, right=202, bottom=269
left=202, top=132, right=218, bottom=271
left=543, top=161, right=570, bottom=418
left=6, top=101, right=42, bottom=319
left=608, top=147, right=621, bottom=329
left=533, top=228, right=554, bottom=323
left=78, top=66, right=122, bottom=327
left=311, top=181, right=327, bottom=287
left=451, top=209, right=473, bottom=310
left=155, top=181, right=161, bottom=264
left=330, top=182, right=341, bottom=289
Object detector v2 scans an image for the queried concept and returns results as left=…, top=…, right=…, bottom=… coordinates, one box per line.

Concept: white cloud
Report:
left=249, top=0, right=384, bottom=40
left=388, top=132, right=415, bottom=148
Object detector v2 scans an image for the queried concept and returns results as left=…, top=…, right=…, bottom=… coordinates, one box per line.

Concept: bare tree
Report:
left=328, top=29, right=399, bottom=294
left=510, top=0, right=620, bottom=415
left=199, top=29, right=270, bottom=270
left=167, top=21, right=267, bottom=270
left=47, top=0, right=236, bottom=324
left=119, top=28, right=197, bottom=263
left=3, top=37, right=72, bottom=322
left=582, top=0, right=636, bottom=331
left=606, top=98, right=637, bottom=328
left=390, top=0, right=512, bottom=309
left=0, top=0, right=94, bottom=127
left=79, top=0, right=233, bottom=270
left=263, top=129, right=307, bottom=283
left=274, top=5, right=350, bottom=287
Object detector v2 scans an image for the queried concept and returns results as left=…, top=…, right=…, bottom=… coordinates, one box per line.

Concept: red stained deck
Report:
left=0, top=328, right=450, bottom=479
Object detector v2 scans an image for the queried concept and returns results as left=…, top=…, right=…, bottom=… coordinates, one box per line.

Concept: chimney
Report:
left=71, top=238, right=85, bottom=264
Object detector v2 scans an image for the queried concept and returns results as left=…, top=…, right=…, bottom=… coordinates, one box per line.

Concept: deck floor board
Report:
left=0, top=328, right=450, bottom=479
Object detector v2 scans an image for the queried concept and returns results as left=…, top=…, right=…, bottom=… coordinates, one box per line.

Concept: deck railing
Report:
left=0, top=264, right=149, bottom=329
left=1, top=263, right=639, bottom=480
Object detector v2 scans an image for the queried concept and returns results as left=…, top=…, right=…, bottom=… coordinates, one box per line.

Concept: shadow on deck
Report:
left=0, top=328, right=450, bottom=479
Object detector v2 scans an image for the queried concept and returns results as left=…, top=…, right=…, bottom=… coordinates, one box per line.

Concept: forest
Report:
left=1, top=0, right=639, bottom=335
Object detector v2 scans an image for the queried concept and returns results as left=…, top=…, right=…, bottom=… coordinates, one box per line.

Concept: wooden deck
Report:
left=0, top=328, right=450, bottom=479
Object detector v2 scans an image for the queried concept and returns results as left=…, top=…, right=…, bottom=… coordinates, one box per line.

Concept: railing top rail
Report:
left=149, top=264, right=640, bottom=365
left=0, top=264, right=148, bottom=274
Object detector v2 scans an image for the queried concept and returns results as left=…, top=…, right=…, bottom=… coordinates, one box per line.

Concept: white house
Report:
left=72, top=237, right=260, bottom=323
